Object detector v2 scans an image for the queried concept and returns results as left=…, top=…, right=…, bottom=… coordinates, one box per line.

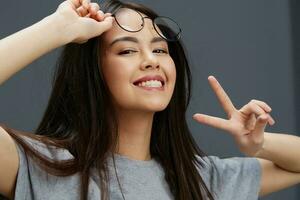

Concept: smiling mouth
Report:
left=133, top=81, right=165, bottom=91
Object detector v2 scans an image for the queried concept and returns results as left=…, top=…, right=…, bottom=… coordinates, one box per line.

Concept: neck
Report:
left=115, top=108, right=154, bottom=161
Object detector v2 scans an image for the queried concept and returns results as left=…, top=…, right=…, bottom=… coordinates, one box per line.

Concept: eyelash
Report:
left=154, top=49, right=168, bottom=54
left=118, top=49, right=168, bottom=55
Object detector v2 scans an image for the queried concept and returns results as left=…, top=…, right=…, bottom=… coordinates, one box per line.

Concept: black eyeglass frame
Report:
left=111, top=7, right=182, bottom=42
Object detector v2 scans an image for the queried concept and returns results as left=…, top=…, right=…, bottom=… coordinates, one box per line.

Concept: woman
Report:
left=0, top=0, right=299, bottom=199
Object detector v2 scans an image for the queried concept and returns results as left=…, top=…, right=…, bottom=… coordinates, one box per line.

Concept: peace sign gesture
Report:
left=193, top=76, right=275, bottom=157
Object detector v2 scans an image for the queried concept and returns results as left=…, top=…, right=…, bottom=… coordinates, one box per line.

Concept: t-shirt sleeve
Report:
left=13, top=136, right=75, bottom=200
left=14, top=138, right=37, bottom=199
left=197, top=155, right=262, bottom=200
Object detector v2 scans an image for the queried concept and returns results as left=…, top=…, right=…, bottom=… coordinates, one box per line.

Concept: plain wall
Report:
left=0, top=0, right=299, bottom=199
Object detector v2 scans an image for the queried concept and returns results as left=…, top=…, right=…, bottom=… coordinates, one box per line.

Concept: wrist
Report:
left=43, top=13, right=74, bottom=46
left=254, top=132, right=270, bottom=158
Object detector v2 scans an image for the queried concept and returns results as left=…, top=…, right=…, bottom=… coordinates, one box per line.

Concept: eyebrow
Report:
left=109, top=36, right=166, bottom=47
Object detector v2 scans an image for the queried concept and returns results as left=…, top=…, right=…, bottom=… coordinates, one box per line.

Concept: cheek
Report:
left=164, top=59, right=176, bottom=85
left=101, top=57, right=134, bottom=97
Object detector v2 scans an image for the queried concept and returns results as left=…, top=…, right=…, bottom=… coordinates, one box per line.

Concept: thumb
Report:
left=92, top=16, right=114, bottom=36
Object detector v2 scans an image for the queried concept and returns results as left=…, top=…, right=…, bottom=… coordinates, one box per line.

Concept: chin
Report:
left=113, top=96, right=172, bottom=112
left=142, top=103, right=169, bottom=112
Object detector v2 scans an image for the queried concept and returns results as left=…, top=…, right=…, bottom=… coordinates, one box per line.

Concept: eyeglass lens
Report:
left=113, top=8, right=181, bottom=42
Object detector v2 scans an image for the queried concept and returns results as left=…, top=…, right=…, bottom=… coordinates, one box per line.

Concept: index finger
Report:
left=208, top=75, right=236, bottom=117
left=68, top=0, right=91, bottom=9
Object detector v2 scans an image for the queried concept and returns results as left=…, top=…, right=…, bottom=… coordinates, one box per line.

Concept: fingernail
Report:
left=84, top=3, right=89, bottom=9
left=271, top=119, right=275, bottom=125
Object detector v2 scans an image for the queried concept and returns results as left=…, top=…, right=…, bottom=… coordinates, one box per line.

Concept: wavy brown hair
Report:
left=1, top=0, right=215, bottom=199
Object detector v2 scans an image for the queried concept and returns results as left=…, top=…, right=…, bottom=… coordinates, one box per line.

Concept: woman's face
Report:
left=100, top=8, right=176, bottom=112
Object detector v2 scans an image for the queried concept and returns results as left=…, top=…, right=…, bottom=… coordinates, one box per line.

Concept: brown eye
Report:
left=118, top=50, right=137, bottom=55
left=153, top=49, right=168, bottom=54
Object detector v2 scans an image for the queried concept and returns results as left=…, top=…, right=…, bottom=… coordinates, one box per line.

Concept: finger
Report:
left=207, top=76, right=236, bottom=118
left=84, top=11, right=98, bottom=21
left=78, top=4, right=100, bottom=18
left=103, top=13, right=112, bottom=18
left=96, top=10, right=105, bottom=21
left=245, top=113, right=256, bottom=130
left=68, top=0, right=91, bottom=9
left=77, top=6, right=89, bottom=17
left=82, top=0, right=91, bottom=9
left=193, top=113, right=232, bottom=132
left=240, top=102, right=275, bottom=125
left=98, top=12, right=113, bottom=21
left=250, top=99, right=272, bottom=112
left=86, top=16, right=114, bottom=37
left=84, top=13, right=91, bottom=18
left=252, top=114, right=269, bottom=137
left=88, top=3, right=100, bottom=15
left=265, top=113, right=275, bottom=125
left=248, top=100, right=275, bottom=125
left=240, top=102, right=266, bottom=116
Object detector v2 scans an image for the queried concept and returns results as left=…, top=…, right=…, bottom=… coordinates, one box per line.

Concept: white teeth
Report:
left=137, top=80, right=163, bottom=87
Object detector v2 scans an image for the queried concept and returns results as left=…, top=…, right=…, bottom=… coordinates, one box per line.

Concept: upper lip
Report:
left=133, top=75, right=165, bottom=86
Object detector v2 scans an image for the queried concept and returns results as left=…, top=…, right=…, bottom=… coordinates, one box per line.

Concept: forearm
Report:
left=0, top=13, right=69, bottom=85
left=255, top=132, right=300, bottom=172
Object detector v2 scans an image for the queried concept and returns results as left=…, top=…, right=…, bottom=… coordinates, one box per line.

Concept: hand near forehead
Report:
left=193, top=76, right=275, bottom=157
left=55, top=0, right=114, bottom=44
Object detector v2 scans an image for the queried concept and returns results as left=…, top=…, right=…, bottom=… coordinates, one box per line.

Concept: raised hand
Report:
left=193, top=76, right=275, bottom=157
left=55, top=0, right=114, bottom=44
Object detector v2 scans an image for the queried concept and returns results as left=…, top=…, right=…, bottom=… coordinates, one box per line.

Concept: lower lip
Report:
left=133, top=84, right=165, bottom=91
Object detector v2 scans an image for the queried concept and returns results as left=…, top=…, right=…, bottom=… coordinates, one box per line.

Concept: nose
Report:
left=140, top=50, right=160, bottom=71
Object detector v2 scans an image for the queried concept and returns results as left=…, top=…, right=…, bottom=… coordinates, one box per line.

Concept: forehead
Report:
left=115, top=7, right=148, bottom=21
left=101, top=8, right=160, bottom=44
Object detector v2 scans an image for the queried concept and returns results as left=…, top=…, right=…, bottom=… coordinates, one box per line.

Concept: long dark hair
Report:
left=2, top=0, right=215, bottom=199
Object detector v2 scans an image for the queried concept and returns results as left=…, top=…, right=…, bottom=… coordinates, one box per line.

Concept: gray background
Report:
left=0, top=0, right=299, bottom=199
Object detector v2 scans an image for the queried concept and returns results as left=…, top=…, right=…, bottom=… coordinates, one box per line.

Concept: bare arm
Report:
left=0, top=0, right=113, bottom=86
left=258, top=132, right=300, bottom=172
left=256, top=132, right=300, bottom=196
left=0, top=127, right=19, bottom=199
left=0, top=13, right=67, bottom=85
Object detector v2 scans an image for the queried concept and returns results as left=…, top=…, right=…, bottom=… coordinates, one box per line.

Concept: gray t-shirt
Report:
left=13, top=137, right=261, bottom=200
